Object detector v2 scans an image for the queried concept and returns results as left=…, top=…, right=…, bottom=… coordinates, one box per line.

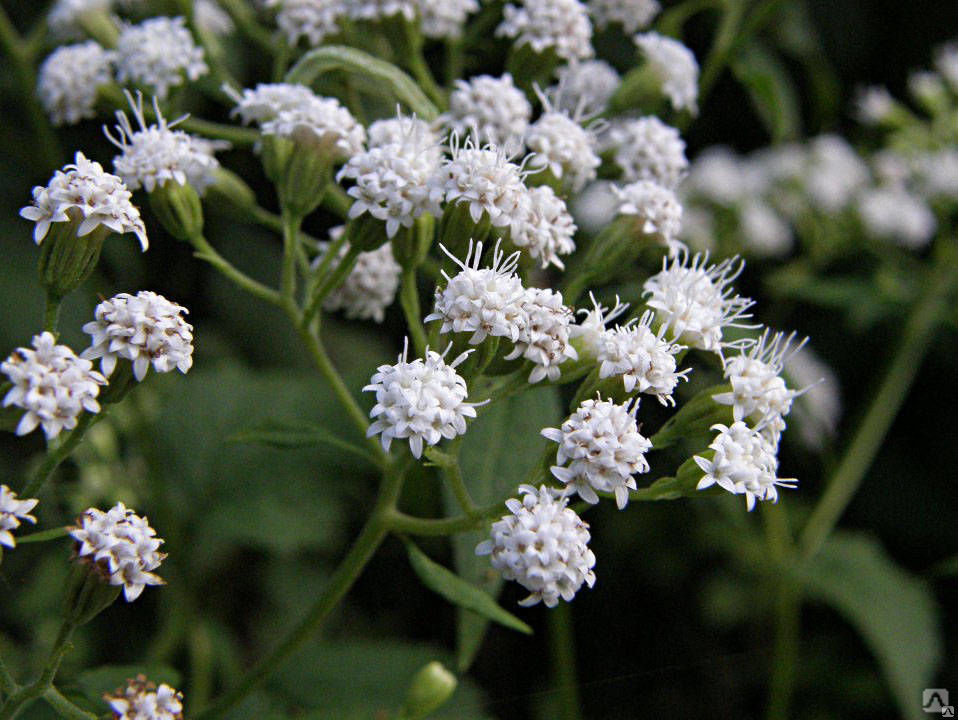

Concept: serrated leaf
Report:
left=794, top=532, right=943, bottom=720
left=731, top=41, right=801, bottom=142
left=228, top=421, right=375, bottom=464
left=405, top=540, right=532, bottom=636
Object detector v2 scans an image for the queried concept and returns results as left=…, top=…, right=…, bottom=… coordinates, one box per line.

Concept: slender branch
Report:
left=384, top=503, right=503, bottom=536
left=189, top=234, right=284, bottom=307
left=176, top=117, right=259, bottom=147
left=301, top=245, right=362, bottom=326
left=21, top=412, right=99, bottom=499
left=399, top=267, right=427, bottom=357
left=280, top=211, right=301, bottom=310
left=0, top=654, right=16, bottom=695
left=15, top=526, right=69, bottom=544
left=42, top=687, right=97, bottom=720
left=697, top=0, right=746, bottom=102
left=43, top=295, right=61, bottom=334
left=548, top=602, right=583, bottom=720
left=0, top=621, right=76, bottom=720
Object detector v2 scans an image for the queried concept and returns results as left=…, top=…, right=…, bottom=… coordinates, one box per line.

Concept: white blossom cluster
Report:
left=497, top=0, right=594, bottom=62
left=265, top=0, right=343, bottom=48
left=115, top=17, right=208, bottom=100
left=47, top=0, right=112, bottom=40
left=70, top=502, right=165, bottom=602
left=525, top=107, right=600, bottom=193
left=443, top=75, right=532, bottom=147
left=608, top=116, right=689, bottom=188
left=314, top=227, right=401, bottom=322
left=551, top=60, right=620, bottom=116
left=611, top=180, right=684, bottom=255
left=0, top=486, right=39, bottom=549
left=504, top=287, right=578, bottom=383
left=419, top=0, right=480, bottom=39
left=509, top=185, right=577, bottom=269
left=633, top=32, right=699, bottom=114
left=856, top=186, right=937, bottom=249
left=38, top=42, right=115, bottom=126
left=105, top=675, right=184, bottom=720
left=588, top=0, right=659, bottom=33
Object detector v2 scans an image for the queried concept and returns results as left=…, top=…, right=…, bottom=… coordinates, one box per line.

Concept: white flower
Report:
left=314, top=227, right=401, bottom=322
left=337, top=118, right=444, bottom=236
left=227, top=82, right=315, bottom=125
left=346, top=0, right=417, bottom=22
left=2, top=333, right=106, bottom=439
left=115, top=17, right=208, bottom=100
left=857, top=186, right=936, bottom=249
left=266, top=0, right=343, bottom=46
left=686, top=146, right=756, bottom=206
left=70, top=502, right=165, bottom=602
left=914, top=149, right=958, bottom=200
left=934, top=42, right=958, bottom=91
left=497, top=0, right=594, bottom=61
left=642, top=252, right=756, bottom=355
left=908, top=71, right=946, bottom=105
left=611, top=179, right=684, bottom=255
left=678, top=205, right=715, bottom=253
left=609, top=116, right=688, bottom=188
left=48, top=0, right=112, bottom=41
left=739, top=200, right=793, bottom=258
left=433, top=136, right=531, bottom=229
left=803, top=135, right=870, bottom=213
left=712, top=328, right=805, bottom=446
left=82, top=291, right=194, bottom=381
left=195, top=0, right=236, bottom=35
left=569, top=180, right=619, bottom=233
left=596, top=311, right=688, bottom=405
left=785, top=346, right=840, bottom=451
left=542, top=397, right=651, bottom=508
left=570, top=292, right=629, bottom=357
left=105, top=675, right=183, bottom=720
left=425, top=240, right=526, bottom=344
left=0, top=486, right=39, bottom=549
left=525, top=109, right=600, bottom=193
left=633, top=32, right=699, bottom=114
left=694, top=421, right=796, bottom=511
left=476, top=484, right=596, bottom=608
left=552, top=60, right=619, bottom=116
left=419, top=0, right=479, bottom=39
left=505, top=287, right=579, bottom=383
left=588, top=0, right=659, bottom=33
left=105, top=92, right=221, bottom=194
left=367, top=115, right=441, bottom=150
left=444, top=74, right=532, bottom=147
left=38, top=42, right=115, bottom=127
left=20, top=152, right=148, bottom=250
left=363, top=340, right=481, bottom=458
left=508, top=185, right=576, bottom=269
left=855, top=86, right=896, bottom=125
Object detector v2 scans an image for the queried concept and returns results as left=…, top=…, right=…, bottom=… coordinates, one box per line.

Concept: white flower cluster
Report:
left=20, top=152, right=148, bottom=250
left=419, top=0, right=479, bottom=39
left=633, top=32, right=699, bottom=114
left=803, top=134, right=870, bottom=213
left=570, top=293, right=629, bottom=357
left=70, top=502, right=165, bottom=602
left=497, top=0, right=594, bottom=62
left=509, top=185, right=577, bottom=270
left=106, top=93, right=222, bottom=194
left=504, top=287, right=578, bottom=383
left=266, top=0, right=342, bottom=46
left=115, top=17, right=208, bottom=100
left=611, top=180, right=684, bottom=255
left=0, top=486, right=39, bottom=549
left=542, top=397, right=651, bottom=508
left=525, top=108, right=600, bottom=193
left=364, top=341, right=480, bottom=458
left=82, top=291, right=194, bottom=381
left=347, top=0, right=417, bottom=22
left=444, top=75, right=532, bottom=147
left=105, top=675, right=184, bottom=720
left=367, top=116, right=440, bottom=149
left=314, top=228, right=401, bottom=322
left=694, top=422, right=796, bottom=511
left=47, top=0, right=111, bottom=40
left=476, top=484, right=596, bottom=607
left=552, top=60, right=620, bottom=116
left=588, top=0, right=659, bottom=33
left=856, top=186, right=936, bottom=249
left=609, top=116, right=688, bottom=188
left=2, top=332, right=106, bottom=439
left=38, top=42, right=115, bottom=127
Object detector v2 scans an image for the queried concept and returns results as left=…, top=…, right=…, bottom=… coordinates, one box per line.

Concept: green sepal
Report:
left=149, top=181, right=204, bottom=241
left=649, top=384, right=734, bottom=450
left=37, top=220, right=109, bottom=300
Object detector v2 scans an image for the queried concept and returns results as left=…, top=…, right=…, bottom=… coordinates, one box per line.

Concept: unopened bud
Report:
left=399, top=662, right=458, bottom=720
left=38, top=220, right=110, bottom=300
left=150, top=181, right=204, bottom=241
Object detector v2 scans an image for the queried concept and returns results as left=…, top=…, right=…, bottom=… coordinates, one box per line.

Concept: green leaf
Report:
left=285, top=45, right=439, bottom=120
left=794, top=532, right=943, bottom=720
left=405, top=540, right=532, bottom=636
left=450, top=386, right=563, bottom=670
left=730, top=41, right=801, bottom=142
left=74, top=664, right=182, bottom=706
left=228, top=421, right=376, bottom=464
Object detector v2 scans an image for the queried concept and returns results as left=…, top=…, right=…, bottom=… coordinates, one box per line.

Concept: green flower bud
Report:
left=649, top=384, right=735, bottom=450
left=205, top=168, right=258, bottom=215
left=608, top=65, right=665, bottom=115
left=261, top=135, right=334, bottom=220
left=37, top=221, right=110, bottom=300
left=62, top=562, right=122, bottom=627
left=150, top=181, right=204, bottom=241
left=399, top=662, right=458, bottom=720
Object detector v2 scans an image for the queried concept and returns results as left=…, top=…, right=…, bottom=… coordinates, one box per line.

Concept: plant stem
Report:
left=301, top=245, right=362, bottom=326
left=194, top=455, right=412, bottom=720
left=400, top=267, right=428, bottom=357
left=0, top=621, right=76, bottom=720
left=189, top=234, right=283, bottom=307
left=280, top=211, right=301, bottom=310
left=800, top=249, right=958, bottom=558
left=21, top=412, right=98, bottom=499
left=766, top=579, right=799, bottom=720
left=41, top=687, right=97, bottom=720
left=43, top=295, right=61, bottom=334
left=697, top=0, right=746, bottom=103
left=15, top=527, right=69, bottom=544
left=177, top=116, right=259, bottom=147
left=548, top=602, right=583, bottom=720
left=0, top=654, right=16, bottom=695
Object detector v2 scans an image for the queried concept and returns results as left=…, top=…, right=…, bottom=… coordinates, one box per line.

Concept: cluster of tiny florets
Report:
left=115, top=17, right=208, bottom=100
left=609, top=116, right=688, bottom=188
left=570, top=293, right=630, bottom=358
left=315, top=228, right=401, bottom=322
left=346, top=0, right=417, bottom=22
left=525, top=110, right=600, bottom=193
left=552, top=60, right=620, bottom=116
left=612, top=180, right=685, bottom=255
left=105, top=675, right=184, bottom=720
left=38, top=42, right=115, bottom=127
left=0, top=486, right=39, bottom=549
left=47, top=0, right=111, bottom=40
left=633, top=32, right=699, bottom=114
left=419, top=0, right=480, bottom=39
left=588, top=0, right=659, bottom=33
left=82, top=291, right=194, bottom=381
left=497, top=0, right=594, bottom=62
left=70, top=502, right=165, bottom=602
left=444, top=75, right=532, bottom=147
left=266, top=0, right=343, bottom=47
left=856, top=186, right=936, bottom=249
left=504, top=287, right=579, bottom=383
left=509, top=185, right=577, bottom=269
left=477, top=484, right=596, bottom=608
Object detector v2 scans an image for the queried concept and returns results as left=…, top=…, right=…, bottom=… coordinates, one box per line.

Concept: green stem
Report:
left=280, top=211, right=302, bottom=310
left=215, top=0, right=275, bottom=53
left=697, top=0, right=747, bottom=103
left=548, top=602, right=583, bottom=720
left=43, top=295, right=61, bottom=334
left=41, top=687, right=97, bottom=720
left=800, top=249, right=958, bottom=559
left=385, top=501, right=504, bottom=536
left=322, top=184, right=352, bottom=219
left=21, top=412, right=98, bottom=498
left=0, top=654, right=16, bottom=695
left=302, top=245, right=362, bottom=326
left=425, top=444, right=477, bottom=514
left=194, top=456, right=412, bottom=720
left=0, top=622, right=76, bottom=720
left=15, top=526, right=69, bottom=544
left=177, top=116, right=259, bottom=147
left=400, top=267, right=427, bottom=357
left=189, top=234, right=283, bottom=307
left=766, top=580, right=799, bottom=720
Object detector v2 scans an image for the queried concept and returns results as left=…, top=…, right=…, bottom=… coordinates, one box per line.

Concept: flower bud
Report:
left=399, top=662, right=458, bottom=720
left=607, top=64, right=664, bottom=115
left=62, top=562, right=122, bottom=626
left=38, top=221, right=110, bottom=300
left=648, top=383, right=734, bottom=450
left=150, top=180, right=204, bottom=241
left=204, top=168, right=258, bottom=215
left=262, top=135, right=334, bottom=219
left=346, top=214, right=392, bottom=253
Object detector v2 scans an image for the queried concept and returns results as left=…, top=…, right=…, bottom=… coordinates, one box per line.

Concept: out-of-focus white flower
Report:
left=525, top=107, right=600, bottom=193
left=677, top=205, right=715, bottom=253
left=933, top=41, right=958, bottom=91
left=609, top=116, right=688, bottom=188
left=115, top=17, right=208, bottom=100
left=70, top=502, right=165, bottom=602
left=346, top=0, right=417, bottom=22
left=871, top=150, right=913, bottom=188
left=542, top=396, right=651, bottom=508
left=739, top=200, right=793, bottom=258
left=105, top=675, right=183, bottom=720
left=38, top=42, right=115, bottom=127
left=854, top=86, right=896, bottom=126
left=195, top=0, right=235, bottom=35
left=686, top=146, right=758, bottom=207
left=552, top=60, right=620, bottom=116
left=20, top=152, right=148, bottom=250
left=694, top=421, right=795, bottom=511
left=82, top=291, right=194, bottom=381
left=914, top=149, right=958, bottom=200
left=908, top=70, right=947, bottom=106
left=803, top=135, right=870, bottom=213
left=508, top=185, right=576, bottom=269
left=476, top=484, right=596, bottom=607
left=0, top=486, right=39, bottom=549
left=48, top=0, right=112, bottom=41
left=633, top=32, right=699, bottom=114
left=227, top=82, right=314, bottom=124
left=612, top=179, right=684, bottom=255
left=426, top=240, right=526, bottom=344
left=364, top=340, right=481, bottom=458
left=505, top=287, right=578, bottom=383
left=265, top=0, right=343, bottom=47
left=570, top=292, right=629, bottom=357
left=785, top=346, right=840, bottom=451
left=497, top=0, right=594, bottom=61
left=367, top=115, right=440, bottom=150
left=314, top=227, right=401, bottom=322
left=857, top=186, right=937, bottom=249
left=570, top=180, right=618, bottom=233
left=106, top=92, right=221, bottom=194
left=588, top=0, right=659, bottom=33
left=443, top=75, right=532, bottom=147
left=596, top=311, right=688, bottom=405
left=642, top=252, right=755, bottom=355
left=419, top=0, right=479, bottom=38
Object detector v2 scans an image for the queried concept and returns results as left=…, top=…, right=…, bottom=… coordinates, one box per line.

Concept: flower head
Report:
left=694, top=421, right=796, bottom=510
left=497, top=0, right=594, bottom=61
left=105, top=675, right=183, bottom=720
left=504, top=287, right=579, bottom=383
left=552, top=60, right=620, bottom=116
left=633, top=32, right=699, bottom=114
left=611, top=179, right=684, bottom=255
left=363, top=340, right=481, bottom=458
left=476, top=484, right=596, bottom=607
left=70, top=502, right=165, bottom=602
left=508, top=185, right=576, bottom=269
left=0, top=486, right=39, bottom=549
left=855, top=85, right=896, bottom=126
left=542, top=397, right=651, bottom=508
left=367, top=115, right=441, bottom=151
left=570, top=293, right=629, bottom=357
left=419, top=0, right=480, bottom=39
left=20, top=152, right=148, bottom=250
left=48, top=0, right=111, bottom=40
left=2, top=333, right=106, bottom=439
left=265, top=0, right=343, bottom=46
left=314, top=227, right=401, bottom=322
left=803, top=135, right=870, bottom=213
left=38, top=42, right=115, bottom=127
left=195, top=0, right=235, bottom=35
left=785, top=346, right=840, bottom=451
left=739, top=200, right=793, bottom=258
left=857, top=186, right=936, bottom=249
left=525, top=106, right=600, bottom=193
left=115, top=17, right=208, bottom=100
left=346, top=0, right=417, bottom=22
left=588, top=0, right=659, bottom=33
left=642, top=252, right=756, bottom=354
left=444, top=75, right=532, bottom=147
left=609, top=116, right=688, bottom=188
left=82, top=291, right=194, bottom=381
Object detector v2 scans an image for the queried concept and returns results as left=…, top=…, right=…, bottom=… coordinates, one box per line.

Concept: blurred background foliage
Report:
left=1, top=0, right=957, bottom=719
